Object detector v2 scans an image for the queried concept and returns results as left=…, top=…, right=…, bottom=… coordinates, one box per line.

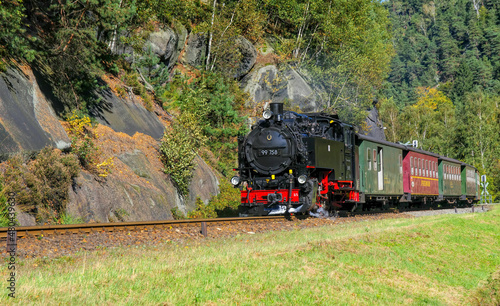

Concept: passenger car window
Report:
left=367, top=148, right=371, bottom=170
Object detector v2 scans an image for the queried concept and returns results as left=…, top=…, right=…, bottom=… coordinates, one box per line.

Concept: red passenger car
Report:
left=403, top=151, right=439, bottom=198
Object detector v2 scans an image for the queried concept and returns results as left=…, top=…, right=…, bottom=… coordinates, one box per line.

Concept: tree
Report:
left=200, top=0, right=265, bottom=76
left=378, top=97, right=400, bottom=143
left=23, top=0, right=137, bottom=112
left=456, top=90, right=500, bottom=172
left=0, top=0, right=35, bottom=66
left=398, top=87, right=456, bottom=156
left=451, top=59, right=474, bottom=104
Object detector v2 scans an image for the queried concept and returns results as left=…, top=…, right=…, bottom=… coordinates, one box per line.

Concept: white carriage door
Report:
left=378, top=148, right=384, bottom=191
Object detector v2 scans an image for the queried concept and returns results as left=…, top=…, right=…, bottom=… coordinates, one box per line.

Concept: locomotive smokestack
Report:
left=270, top=103, right=284, bottom=121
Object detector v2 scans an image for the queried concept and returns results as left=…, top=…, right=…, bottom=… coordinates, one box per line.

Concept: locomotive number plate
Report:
left=258, top=149, right=280, bottom=156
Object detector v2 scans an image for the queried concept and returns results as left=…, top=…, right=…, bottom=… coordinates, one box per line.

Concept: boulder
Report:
left=242, top=65, right=319, bottom=112
left=364, top=107, right=386, bottom=141
left=243, top=65, right=285, bottom=106
left=144, top=28, right=178, bottom=69
left=187, top=155, right=220, bottom=208
left=0, top=66, right=71, bottom=160
left=283, top=69, right=318, bottom=112
left=113, top=24, right=187, bottom=71
left=234, top=36, right=257, bottom=79
left=181, top=33, right=207, bottom=67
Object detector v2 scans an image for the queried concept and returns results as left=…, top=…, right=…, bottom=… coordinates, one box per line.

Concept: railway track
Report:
left=2, top=204, right=491, bottom=239
left=2, top=204, right=493, bottom=240
left=0, top=216, right=286, bottom=239
left=4, top=207, right=492, bottom=258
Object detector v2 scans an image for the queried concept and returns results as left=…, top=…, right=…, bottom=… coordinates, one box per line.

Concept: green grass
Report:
left=2, top=207, right=499, bottom=305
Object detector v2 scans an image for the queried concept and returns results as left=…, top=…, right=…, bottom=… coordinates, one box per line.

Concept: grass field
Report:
left=1, top=206, right=499, bottom=305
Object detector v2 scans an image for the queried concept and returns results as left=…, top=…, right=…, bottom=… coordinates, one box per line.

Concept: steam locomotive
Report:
left=231, top=103, right=480, bottom=216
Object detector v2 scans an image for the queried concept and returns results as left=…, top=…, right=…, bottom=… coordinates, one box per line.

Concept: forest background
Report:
left=0, top=0, right=498, bottom=215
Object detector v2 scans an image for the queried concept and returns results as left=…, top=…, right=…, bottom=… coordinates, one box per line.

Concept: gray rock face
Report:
left=174, top=22, right=188, bottom=58
left=0, top=66, right=71, bottom=160
left=283, top=69, right=318, bottom=112
left=67, top=149, right=219, bottom=222
left=181, top=33, right=207, bottom=67
left=235, top=36, right=257, bottom=79
left=90, top=89, right=165, bottom=140
left=68, top=149, right=175, bottom=222
left=113, top=25, right=187, bottom=71
left=144, top=28, right=178, bottom=69
left=243, top=65, right=319, bottom=112
left=0, top=64, right=221, bottom=225
left=111, top=31, right=135, bottom=63
left=187, top=155, right=220, bottom=208
left=364, top=107, right=386, bottom=141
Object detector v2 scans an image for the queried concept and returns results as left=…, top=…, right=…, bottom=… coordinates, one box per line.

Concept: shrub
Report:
left=1, top=148, right=80, bottom=223
left=66, top=111, right=98, bottom=168
left=58, top=212, right=84, bottom=225
left=169, top=71, right=248, bottom=176
left=160, top=115, right=200, bottom=196
left=66, top=111, right=114, bottom=178
left=170, top=207, right=186, bottom=220
left=188, top=197, right=217, bottom=219
left=187, top=181, right=241, bottom=218
left=0, top=181, right=11, bottom=227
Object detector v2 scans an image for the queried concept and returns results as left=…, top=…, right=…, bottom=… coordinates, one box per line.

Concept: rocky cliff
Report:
left=0, top=63, right=220, bottom=225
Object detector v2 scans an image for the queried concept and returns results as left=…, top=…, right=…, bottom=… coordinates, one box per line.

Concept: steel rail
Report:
left=0, top=216, right=285, bottom=239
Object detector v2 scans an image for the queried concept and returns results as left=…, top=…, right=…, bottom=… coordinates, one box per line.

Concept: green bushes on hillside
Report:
left=0, top=148, right=80, bottom=223
left=160, top=71, right=247, bottom=197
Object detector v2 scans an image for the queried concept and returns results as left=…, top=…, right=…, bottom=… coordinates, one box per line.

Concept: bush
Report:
left=188, top=197, right=217, bottom=219
left=170, top=207, right=186, bottom=220
left=66, top=111, right=114, bottom=178
left=1, top=148, right=80, bottom=223
left=169, top=71, right=248, bottom=176
left=0, top=181, right=11, bottom=227
left=187, top=181, right=241, bottom=218
left=58, top=212, right=84, bottom=225
left=160, top=115, right=200, bottom=196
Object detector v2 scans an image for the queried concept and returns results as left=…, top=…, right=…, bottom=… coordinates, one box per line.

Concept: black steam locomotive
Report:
left=231, top=103, right=357, bottom=216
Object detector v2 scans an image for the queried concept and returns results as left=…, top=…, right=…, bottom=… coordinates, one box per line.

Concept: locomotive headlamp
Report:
left=263, top=109, right=273, bottom=120
left=231, top=176, right=241, bottom=186
left=298, top=174, right=307, bottom=184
